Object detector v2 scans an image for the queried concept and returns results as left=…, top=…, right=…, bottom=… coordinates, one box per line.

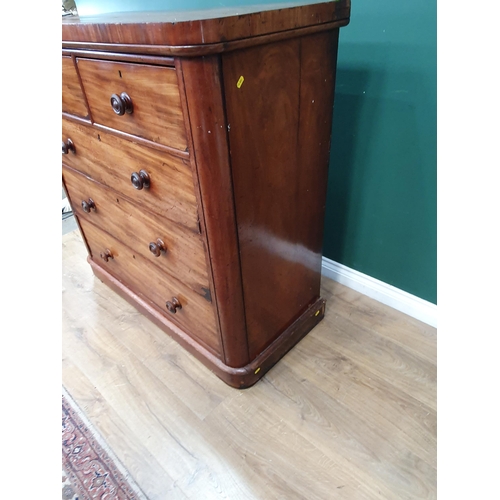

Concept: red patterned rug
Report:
left=62, top=394, right=144, bottom=500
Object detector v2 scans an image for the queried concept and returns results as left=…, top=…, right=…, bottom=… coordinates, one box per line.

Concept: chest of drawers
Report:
left=62, top=0, right=351, bottom=388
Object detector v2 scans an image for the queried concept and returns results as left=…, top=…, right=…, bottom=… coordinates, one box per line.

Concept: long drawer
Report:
left=63, top=165, right=211, bottom=298
left=78, top=217, right=221, bottom=355
left=76, top=58, right=188, bottom=151
left=62, top=119, right=199, bottom=232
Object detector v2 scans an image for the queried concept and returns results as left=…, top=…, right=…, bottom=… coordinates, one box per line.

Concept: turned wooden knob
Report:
left=62, top=138, right=75, bottom=155
left=149, top=238, right=167, bottom=257
left=110, top=92, right=133, bottom=116
left=131, top=170, right=150, bottom=190
left=81, top=198, right=96, bottom=213
left=100, top=249, right=113, bottom=262
left=166, top=297, right=182, bottom=314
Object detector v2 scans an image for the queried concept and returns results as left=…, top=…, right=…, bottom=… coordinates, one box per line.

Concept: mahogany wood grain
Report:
left=221, top=33, right=337, bottom=359
left=61, top=0, right=350, bottom=47
left=63, top=165, right=211, bottom=298
left=62, top=112, right=92, bottom=126
left=61, top=19, right=349, bottom=57
left=62, top=56, right=90, bottom=118
left=82, top=232, right=326, bottom=388
left=61, top=119, right=199, bottom=232
left=180, top=56, right=249, bottom=368
left=79, top=217, right=221, bottom=354
left=90, top=121, right=189, bottom=160
left=61, top=1, right=351, bottom=387
left=174, top=58, right=225, bottom=354
left=296, top=31, right=339, bottom=263
left=63, top=48, right=175, bottom=66
left=77, top=58, right=188, bottom=151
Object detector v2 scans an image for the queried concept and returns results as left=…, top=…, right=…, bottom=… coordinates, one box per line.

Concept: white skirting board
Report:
left=321, top=257, right=437, bottom=328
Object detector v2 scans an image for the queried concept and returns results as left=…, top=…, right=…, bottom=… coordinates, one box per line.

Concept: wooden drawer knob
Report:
left=131, top=170, right=150, bottom=190
left=149, top=238, right=167, bottom=257
left=166, top=297, right=182, bottom=314
left=110, top=92, right=133, bottom=116
left=99, top=249, right=113, bottom=262
left=81, top=198, right=96, bottom=213
left=62, top=138, right=76, bottom=155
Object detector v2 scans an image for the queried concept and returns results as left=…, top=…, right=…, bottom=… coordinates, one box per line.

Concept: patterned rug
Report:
left=62, top=394, right=145, bottom=500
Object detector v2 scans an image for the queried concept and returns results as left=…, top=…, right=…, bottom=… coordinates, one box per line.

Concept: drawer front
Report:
left=76, top=58, right=187, bottom=151
left=63, top=165, right=211, bottom=298
left=79, top=217, right=221, bottom=354
left=62, top=119, right=199, bottom=232
left=62, top=56, right=89, bottom=118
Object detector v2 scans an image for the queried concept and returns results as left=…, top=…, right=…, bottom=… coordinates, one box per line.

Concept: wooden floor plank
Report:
left=105, top=312, right=232, bottom=421
left=312, top=289, right=437, bottom=411
left=321, top=281, right=437, bottom=364
left=62, top=358, right=186, bottom=500
left=63, top=233, right=279, bottom=498
left=63, top=232, right=232, bottom=420
left=258, top=362, right=436, bottom=498
left=204, top=391, right=375, bottom=500
left=63, top=296, right=236, bottom=499
left=62, top=230, right=437, bottom=499
left=282, top=335, right=437, bottom=468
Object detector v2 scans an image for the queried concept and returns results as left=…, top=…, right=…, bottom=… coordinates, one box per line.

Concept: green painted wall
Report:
left=324, top=0, right=437, bottom=304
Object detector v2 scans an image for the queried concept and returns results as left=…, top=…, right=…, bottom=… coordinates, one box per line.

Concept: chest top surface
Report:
left=62, top=0, right=350, bottom=49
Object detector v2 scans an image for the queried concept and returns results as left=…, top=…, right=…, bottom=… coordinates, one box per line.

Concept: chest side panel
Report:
left=222, top=32, right=338, bottom=359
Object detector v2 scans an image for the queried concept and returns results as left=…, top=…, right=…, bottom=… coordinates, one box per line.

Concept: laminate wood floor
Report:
left=62, top=230, right=437, bottom=500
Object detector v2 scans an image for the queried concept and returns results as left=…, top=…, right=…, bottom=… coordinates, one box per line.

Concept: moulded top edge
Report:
left=62, top=0, right=350, bottom=47
left=64, top=0, right=346, bottom=24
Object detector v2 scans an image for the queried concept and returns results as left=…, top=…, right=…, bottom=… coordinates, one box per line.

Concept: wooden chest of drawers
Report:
left=62, top=0, right=351, bottom=388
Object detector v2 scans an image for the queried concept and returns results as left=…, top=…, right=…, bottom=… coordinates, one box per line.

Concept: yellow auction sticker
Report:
left=237, top=76, right=245, bottom=88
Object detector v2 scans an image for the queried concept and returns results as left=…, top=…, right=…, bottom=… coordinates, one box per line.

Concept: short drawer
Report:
left=62, top=119, right=199, bottom=232
left=62, top=56, right=89, bottom=118
left=63, top=164, right=211, bottom=299
left=76, top=58, right=187, bottom=151
left=78, top=217, right=221, bottom=355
